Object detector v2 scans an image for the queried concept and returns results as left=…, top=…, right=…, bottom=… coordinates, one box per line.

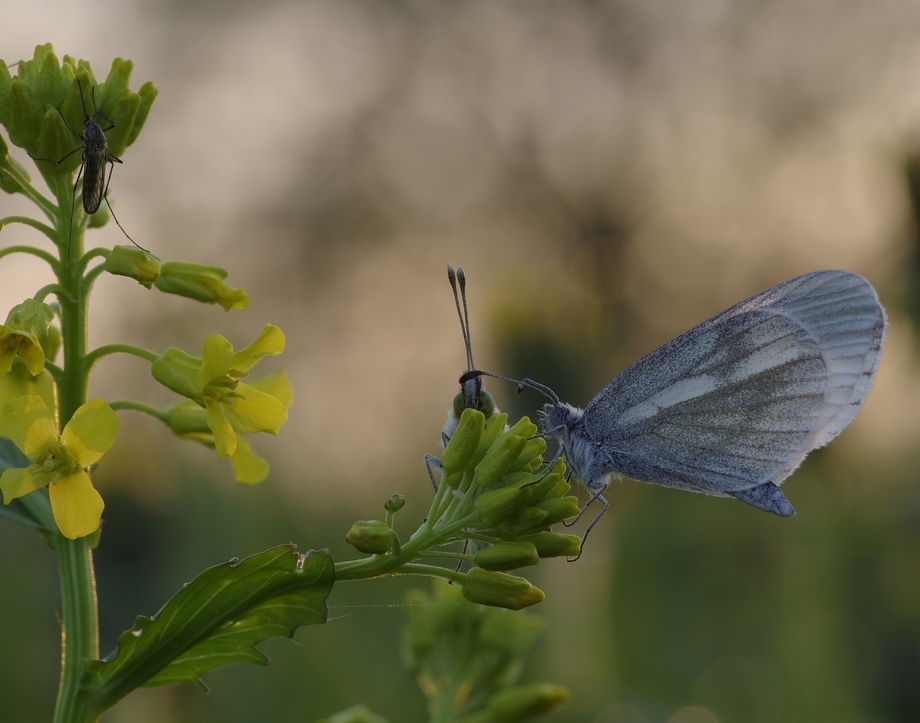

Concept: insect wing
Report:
left=80, top=120, right=109, bottom=214
left=580, top=270, right=886, bottom=497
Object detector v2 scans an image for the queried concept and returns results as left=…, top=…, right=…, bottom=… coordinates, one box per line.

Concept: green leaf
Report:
left=78, top=545, right=334, bottom=715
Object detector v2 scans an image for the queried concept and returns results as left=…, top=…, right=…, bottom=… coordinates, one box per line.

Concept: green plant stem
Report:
left=84, top=343, right=159, bottom=370
left=0, top=235, right=57, bottom=260
left=335, top=511, right=480, bottom=582
left=54, top=536, right=99, bottom=723
left=108, top=399, right=168, bottom=421
left=50, top=167, right=98, bottom=723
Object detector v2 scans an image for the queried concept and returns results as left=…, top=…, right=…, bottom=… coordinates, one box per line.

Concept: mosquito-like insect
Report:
left=29, top=79, right=145, bottom=258
left=424, top=264, right=503, bottom=492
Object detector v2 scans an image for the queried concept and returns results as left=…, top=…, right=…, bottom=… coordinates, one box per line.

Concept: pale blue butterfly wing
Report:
left=546, top=270, right=886, bottom=516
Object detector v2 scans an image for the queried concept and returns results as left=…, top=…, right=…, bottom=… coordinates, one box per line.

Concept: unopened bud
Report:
left=474, top=434, right=527, bottom=488
left=469, top=413, right=508, bottom=468
left=519, top=532, right=581, bottom=559
left=460, top=568, right=544, bottom=610
left=509, top=437, right=547, bottom=473
left=384, top=493, right=405, bottom=513
left=103, top=245, right=161, bottom=288
left=475, top=483, right=533, bottom=527
left=345, top=520, right=395, bottom=554
left=499, top=506, right=548, bottom=534
left=474, top=542, right=540, bottom=571
left=536, top=496, right=582, bottom=526
left=489, top=682, right=570, bottom=721
left=155, top=261, right=250, bottom=311
left=440, top=408, right=484, bottom=474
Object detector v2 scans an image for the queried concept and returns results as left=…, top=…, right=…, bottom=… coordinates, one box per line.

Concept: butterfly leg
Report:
left=423, top=453, right=442, bottom=492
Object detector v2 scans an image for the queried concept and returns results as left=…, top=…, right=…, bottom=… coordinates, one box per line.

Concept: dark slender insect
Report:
left=424, top=264, right=501, bottom=492
left=29, top=79, right=145, bottom=257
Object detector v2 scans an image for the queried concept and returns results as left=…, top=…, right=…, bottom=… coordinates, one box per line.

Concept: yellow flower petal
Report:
left=249, top=370, right=293, bottom=408
left=229, top=325, right=285, bottom=372
left=205, top=398, right=237, bottom=458
left=0, top=367, right=56, bottom=435
left=61, top=398, right=120, bottom=467
left=0, top=346, right=16, bottom=375
left=3, top=396, right=56, bottom=458
left=48, top=470, right=104, bottom=539
left=231, top=436, right=270, bottom=485
left=227, top=383, right=288, bottom=434
left=0, top=465, right=48, bottom=502
left=19, top=341, right=45, bottom=376
left=199, top=334, right=234, bottom=388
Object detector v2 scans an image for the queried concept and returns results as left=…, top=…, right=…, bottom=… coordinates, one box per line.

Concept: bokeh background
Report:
left=2, top=2, right=920, bottom=722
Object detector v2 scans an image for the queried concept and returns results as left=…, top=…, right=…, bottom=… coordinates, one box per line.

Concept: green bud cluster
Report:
left=403, top=408, right=579, bottom=610
left=405, top=579, right=567, bottom=723
left=0, top=44, right=157, bottom=171
left=441, top=408, right=581, bottom=545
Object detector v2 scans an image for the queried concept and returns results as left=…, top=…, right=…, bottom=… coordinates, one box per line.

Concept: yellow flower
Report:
left=152, top=325, right=288, bottom=467
left=163, top=370, right=293, bottom=485
left=0, top=397, right=119, bottom=539
left=0, top=299, right=55, bottom=376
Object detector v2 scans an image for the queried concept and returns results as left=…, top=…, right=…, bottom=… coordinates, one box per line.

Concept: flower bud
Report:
left=460, top=568, right=544, bottom=610
left=489, top=683, right=570, bottom=721
left=474, top=434, right=527, bottom=488
left=528, top=473, right=569, bottom=504
left=0, top=157, right=30, bottom=195
left=469, top=412, right=508, bottom=468
left=384, top=493, right=405, bottom=513
left=498, top=506, right=548, bottom=534
left=440, top=408, right=484, bottom=474
left=40, top=323, right=61, bottom=363
left=536, top=496, right=582, bottom=526
left=475, top=483, right=533, bottom=527
left=474, top=542, right=540, bottom=571
left=508, top=437, right=546, bottom=473
left=345, top=520, right=395, bottom=555
left=504, top=416, right=538, bottom=439
left=103, top=245, right=161, bottom=288
left=5, top=298, right=53, bottom=335
left=87, top=202, right=110, bottom=229
left=155, top=261, right=250, bottom=311
left=518, top=532, right=581, bottom=559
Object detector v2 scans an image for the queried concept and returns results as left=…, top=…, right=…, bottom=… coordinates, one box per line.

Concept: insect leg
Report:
left=423, top=453, right=442, bottom=492
left=569, top=493, right=608, bottom=562
left=100, top=159, right=147, bottom=252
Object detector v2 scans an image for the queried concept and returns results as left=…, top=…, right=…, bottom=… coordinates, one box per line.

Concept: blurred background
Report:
left=2, top=1, right=920, bottom=721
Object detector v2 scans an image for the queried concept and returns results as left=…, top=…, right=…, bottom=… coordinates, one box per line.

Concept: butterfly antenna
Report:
left=447, top=264, right=475, bottom=371
left=463, top=370, right=561, bottom=405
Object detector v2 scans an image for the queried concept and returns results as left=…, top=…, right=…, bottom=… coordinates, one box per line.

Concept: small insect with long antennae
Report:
left=424, top=264, right=503, bottom=492
left=28, top=78, right=145, bottom=258
left=441, top=264, right=500, bottom=443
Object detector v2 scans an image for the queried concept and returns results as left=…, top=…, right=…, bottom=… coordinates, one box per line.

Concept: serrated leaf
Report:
left=78, top=545, right=334, bottom=716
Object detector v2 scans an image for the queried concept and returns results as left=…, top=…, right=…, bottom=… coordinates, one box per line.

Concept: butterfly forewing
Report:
left=580, top=270, right=885, bottom=496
